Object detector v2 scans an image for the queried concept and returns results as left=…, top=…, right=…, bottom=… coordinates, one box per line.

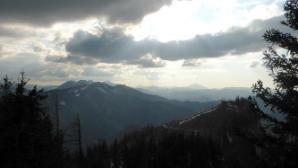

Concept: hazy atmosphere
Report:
left=0, top=0, right=285, bottom=88
left=1, top=0, right=297, bottom=168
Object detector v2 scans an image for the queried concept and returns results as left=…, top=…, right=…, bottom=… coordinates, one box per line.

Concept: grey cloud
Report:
left=128, top=54, right=166, bottom=68
left=53, top=32, right=67, bottom=46
left=0, top=53, right=71, bottom=80
left=0, top=45, right=3, bottom=57
left=45, top=55, right=61, bottom=62
left=46, top=55, right=101, bottom=65
left=0, top=45, right=15, bottom=57
left=0, top=52, right=116, bottom=83
left=0, top=26, right=32, bottom=38
left=0, top=53, right=41, bottom=74
left=0, top=0, right=173, bottom=26
left=182, top=59, right=203, bottom=67
left=250, top=61, right=260, bottom=68
left=32, top=43, right=49, bottom=53
left=82, top=67, right=114, bottom=78
left=66, top=29, right=138, bottom=62
left=63, top=16, right=287, bottom=66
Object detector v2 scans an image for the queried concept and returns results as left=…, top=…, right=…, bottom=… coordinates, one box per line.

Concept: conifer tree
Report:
left=0, top=72, right=58, bottom=168
left=252, top=0, right=298, bottom=167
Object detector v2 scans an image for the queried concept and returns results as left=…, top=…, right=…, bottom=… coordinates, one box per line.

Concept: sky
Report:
left=0, top=0, right=287, bottom=88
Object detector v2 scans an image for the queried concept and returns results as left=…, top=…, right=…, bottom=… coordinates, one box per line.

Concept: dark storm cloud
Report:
left=65, top=29, right=142, bottom=62
left=62, top=29, right=165, bottom=67
left=0, top=0, right=173, bottom=26
left=62, top=16, right=287, bottom=66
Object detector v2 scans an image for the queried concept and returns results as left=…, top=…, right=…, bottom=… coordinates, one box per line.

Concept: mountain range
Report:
left=137, top=86, right=252, bottom=102
left=44, top=80, right=217, bottom=146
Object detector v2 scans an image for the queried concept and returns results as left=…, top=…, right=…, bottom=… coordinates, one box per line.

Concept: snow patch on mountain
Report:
left=97, top=87, right=108, bottom=94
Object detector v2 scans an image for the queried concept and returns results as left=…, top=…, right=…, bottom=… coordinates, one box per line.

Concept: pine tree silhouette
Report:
left=0, top=72, right=58, bottom=168
left=252, top=0, right=298, bottom=167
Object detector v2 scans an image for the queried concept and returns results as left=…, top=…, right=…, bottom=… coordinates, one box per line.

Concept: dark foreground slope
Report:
left=74, top=98, right=261, bottom=168
left=44, top=81, right=217, bottom=146
left=164, top=98, right=260, bottom=168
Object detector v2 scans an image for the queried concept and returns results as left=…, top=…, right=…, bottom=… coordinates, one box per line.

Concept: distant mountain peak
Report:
left=104, top=81, right=116, bottom=86
left=187, top=83, right=208, bottom=90
left=77, top=80, right=94, bottom=85
left=57, top=80, right=94, bottom=90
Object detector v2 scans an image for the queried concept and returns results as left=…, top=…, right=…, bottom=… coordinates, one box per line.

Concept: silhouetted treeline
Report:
left=82, top=127, right=224, bottom=168
left=0, top=73, right=64, bottom=168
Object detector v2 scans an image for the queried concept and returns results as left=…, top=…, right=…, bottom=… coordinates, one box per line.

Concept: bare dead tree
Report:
left=71, top=114, right=83, bottom=168
left=54, top=92, right=60, bottom=137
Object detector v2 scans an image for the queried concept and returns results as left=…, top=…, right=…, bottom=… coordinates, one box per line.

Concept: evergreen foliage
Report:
left=252, top=0, right=298, bottom=167
left=0, top=73, right=63, bottom=168
left=84, top=127, right=223, bottom=168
